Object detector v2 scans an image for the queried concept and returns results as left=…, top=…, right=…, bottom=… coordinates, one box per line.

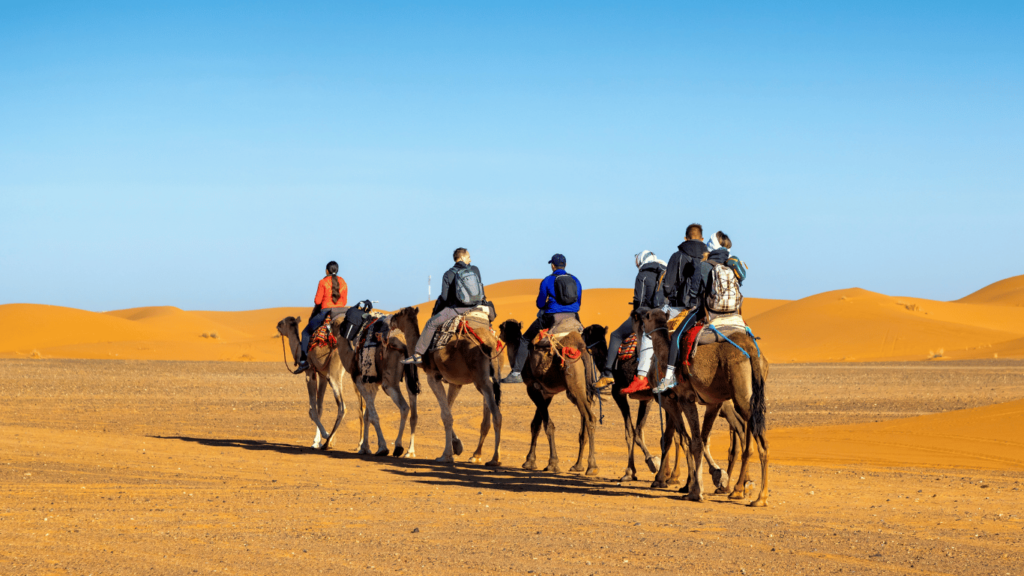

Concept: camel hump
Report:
left=550, top=312, right=583, bottom=336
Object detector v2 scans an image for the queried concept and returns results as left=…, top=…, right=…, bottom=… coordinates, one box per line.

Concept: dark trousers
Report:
left=511, top=312, right=579, bottom=373
left=301, top=308, right=344, bottom=356
left=414, top=306, right=473, bottom=356
left=604, top=318, right=633, bottom=372
left=667, top=307, right=704, bottom=367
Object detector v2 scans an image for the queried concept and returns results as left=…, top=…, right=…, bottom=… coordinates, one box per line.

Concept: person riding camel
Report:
left=501, top=253, right=583, bottom=384
left=296, top=261, right=348, bottom=372
left=598, top=250, right=666, bottom=382
left=649, top=230, right=734, bottom=394
left=402, top=247, right=488, bottom=366
left=621, top=224, right=713, bottom=394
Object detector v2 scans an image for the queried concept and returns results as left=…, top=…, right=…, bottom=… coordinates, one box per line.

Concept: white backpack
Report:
left=706, top=263, right=742, bottom=314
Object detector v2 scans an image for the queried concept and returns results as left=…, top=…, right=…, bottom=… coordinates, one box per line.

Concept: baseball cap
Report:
left=548, top=253, right=566, bottom=267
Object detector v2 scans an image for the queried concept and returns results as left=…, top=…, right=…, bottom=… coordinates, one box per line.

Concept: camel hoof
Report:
left=619, top=472, right=637, bottom=482
left=485, top=460, right=501, bottom=467
left=404, top=450, right=416, bottom=459
left=728, top=491, right=745, bottom=500
left=710, top=467, right=728, bottom=490
left=522, top=460, right=538, bottom=470
left=452, top=438, right=464, bottom=456
left=585, top=467, right=600, bottom=477
left=667, top=477, right=682, bottom=486
left=393, top=446, right=405, bottom=458
left=569, top=465, right=585, bottom=474
left=651, top=480, right=667, bottom=489
left=544, top=464, right=561, bottom=474
left=468, top=456, right=483, bottom=464
left=715, top=486, right=730, bottom=495
left=678, top=484, right=689, bottom=494
left=375, top=447, right=390, bottom=457
left=435, top=455, right=455, bottom=464
left=685, top=491, right=704, bottom=503
left=645, top=456, right=661, bottom=474
left=748, top=499, right=768, bottom=508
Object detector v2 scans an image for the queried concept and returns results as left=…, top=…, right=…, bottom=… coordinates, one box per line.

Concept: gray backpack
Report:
left=453, top=267, right=484, bottom=306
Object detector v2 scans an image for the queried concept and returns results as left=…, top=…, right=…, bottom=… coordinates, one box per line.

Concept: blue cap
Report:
left=548, top=253, right=566, bottom=267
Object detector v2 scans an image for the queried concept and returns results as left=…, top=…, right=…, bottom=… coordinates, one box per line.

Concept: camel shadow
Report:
left=150, top=435, right=384, bottom=462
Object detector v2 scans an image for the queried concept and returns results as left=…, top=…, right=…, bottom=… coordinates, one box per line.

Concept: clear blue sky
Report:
left=2, top=1, right=1021, bottom=311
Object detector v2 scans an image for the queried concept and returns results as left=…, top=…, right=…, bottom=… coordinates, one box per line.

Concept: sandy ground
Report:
left=2, top=359, right=1023, bottom=575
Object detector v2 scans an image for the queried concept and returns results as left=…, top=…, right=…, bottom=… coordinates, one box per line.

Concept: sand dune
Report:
left=2, top=275, right=1023, bottom=363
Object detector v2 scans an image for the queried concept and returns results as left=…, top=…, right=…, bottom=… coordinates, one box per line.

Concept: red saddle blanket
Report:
left=617, top=332, right=637, bottom=361
left=681, top=323, right=704, bottom=368
left=309, top=313, right=337, bottom=351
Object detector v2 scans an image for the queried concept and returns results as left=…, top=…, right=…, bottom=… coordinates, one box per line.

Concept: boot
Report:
left=401, top=353, right=423, bottom=366
left=652, top=366, right=678, bottom=394
left=294, top=350, right=310, bottom=374
left=620, top=374, right=650, bottom=394
left=500, top=371, right=524, bottom=384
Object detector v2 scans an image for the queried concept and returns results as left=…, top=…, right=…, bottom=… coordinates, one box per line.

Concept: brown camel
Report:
left=277, top=315, right=363, bottom=450
left=498, top=318, right=600, bottom=476
left=389, top=307, right=506, bottom=465
left=640, top=308, right=770, bottom=506
left=582, top=323, right=661, bottom=482
left=354, top=320, right=421, bottom=457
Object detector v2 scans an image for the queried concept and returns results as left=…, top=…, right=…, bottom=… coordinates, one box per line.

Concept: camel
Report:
left=389, top=307, right=506, bottom=465
left=640, top=307, right=770, bottom=506
left=277, top=315, right=361, bottom=450
left=277, top=314, right=417, bottom=456
left=582, top=323, right=663, bottom=482
left=498, top=318, right=600, bottom=476
left=355, top=320, right=421, bottom=458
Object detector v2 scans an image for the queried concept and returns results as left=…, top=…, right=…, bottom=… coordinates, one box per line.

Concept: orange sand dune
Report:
left=745, top=288, right=1024, bottom=362
left=771, top=398, right=1024, bottom=471
left=958, top=274, right=1024, bottom=306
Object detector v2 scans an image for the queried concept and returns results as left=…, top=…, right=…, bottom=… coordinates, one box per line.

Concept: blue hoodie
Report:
left=536, top=269, right=583, bottom=314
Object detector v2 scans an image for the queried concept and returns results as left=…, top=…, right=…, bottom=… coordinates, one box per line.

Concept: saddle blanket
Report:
left=617, top=332, right=637, bottom=361
left=431, top=306, right=501, bottom=353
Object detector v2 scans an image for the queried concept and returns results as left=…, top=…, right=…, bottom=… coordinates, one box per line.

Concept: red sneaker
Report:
left=620, top=375, right=650, bottom=394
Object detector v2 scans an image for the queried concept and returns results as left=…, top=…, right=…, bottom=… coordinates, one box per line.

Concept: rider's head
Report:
left=326, top=261, right=339, bottom=276
left=685, top=223, right=703, bottom=241
left=635, top=250, right=655, bottom=268
left=453, top=247, right=471, bottom=264
left=707, top=231, right=732, bottom=252
left=548, top=253, right=566, bottom=272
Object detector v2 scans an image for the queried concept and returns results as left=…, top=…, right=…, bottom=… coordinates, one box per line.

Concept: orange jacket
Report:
left=315, top=275, right=348, bottom=309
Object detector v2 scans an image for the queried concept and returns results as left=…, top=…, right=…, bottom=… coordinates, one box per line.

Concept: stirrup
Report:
left=401, top=354, right=423, bottom=366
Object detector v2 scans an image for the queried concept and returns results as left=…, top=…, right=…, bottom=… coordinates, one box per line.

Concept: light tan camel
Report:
left=389, top=307, right=506, bottom=465
left=277, top=315, right=363, bottom=450
left=498, top=319, right=600, bottom=476
left=354, top=322, right=421, bottom=457
left=641, top=308, right=770, bottom=506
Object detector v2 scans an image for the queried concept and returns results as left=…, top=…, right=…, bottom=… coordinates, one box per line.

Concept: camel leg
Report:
left=321, top=371, right=348, bottom=450
left=445, top=384, right=464, bottom=456
left=469, top=402, right=491, bottom=464
left=425, top=373, right=455, bottom=463
left=567, top=386, right=599, bottom=476
left=680, top=402, right=705, bottom=502
left=635, top=399, right=660, bottom=473
left=720, top=402, right=747, bottom=494
left=357, top=380, right=390, bottom=456
left=405, top=383, right=418, bottom=458
left=383, top=383, right=409, bottom=458
left=522, top=384, right=546, bottom=470
left=480, top=378, right=502, bottom=467
left=306, top=373, right=328, bottom=449
left=700, top=403, right=729, bottom=492
left=569, top=399, right=588, bottom=474
left=612, top=390, right=638, bottom=482
left=749, top=428, right=770, bottom=507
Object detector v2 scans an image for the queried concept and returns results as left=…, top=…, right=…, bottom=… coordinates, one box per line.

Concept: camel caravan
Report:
left=276, top=225, right=770, bottom=507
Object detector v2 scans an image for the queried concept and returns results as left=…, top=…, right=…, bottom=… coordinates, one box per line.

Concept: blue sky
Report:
left=1, top=1, right=1021, bottom=311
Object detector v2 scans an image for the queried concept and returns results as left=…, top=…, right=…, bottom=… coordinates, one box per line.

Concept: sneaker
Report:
left=620, top=375, right=650, bottom=394
left=401, top=354, right=423, bottom=366
left=651, top=371, right=678, bottom=394
left=600, top=369, right=614, bottom=380
left=500, top=371, right=524, bottom=384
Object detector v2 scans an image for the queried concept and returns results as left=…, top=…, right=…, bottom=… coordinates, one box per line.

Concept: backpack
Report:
left=726, top=256, right=748, bottom=286
left=453, top=267, right=485, bottom=306
left=706, top=263, right=743, bottom=314
left=553, top=274, right=579, bottom=306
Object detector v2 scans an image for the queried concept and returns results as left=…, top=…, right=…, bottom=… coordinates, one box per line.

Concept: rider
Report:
left=297, top=261, right=348, bottom=372
left=402, top=247, right=487, bottom=366
left=501, top=253, right=582, bottom=384
left=650, top=230, right=733, bottom=394
left=598, top=250, right=666, bottom=381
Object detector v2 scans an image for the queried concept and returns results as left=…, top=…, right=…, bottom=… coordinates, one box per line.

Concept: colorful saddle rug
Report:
left=431, top=307, right=504, bottom=354
left=617, top=332, right=637, bottom=361
left=309, top=313, right=337, bottom=351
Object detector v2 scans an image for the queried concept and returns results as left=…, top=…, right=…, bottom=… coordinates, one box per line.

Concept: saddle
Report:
left=430, top=306, right=504, bottom=354
left=617, top=332, right=637, bottom=362
left=355, top=313, right=389, bottom=382
left=685, top=312, right=749, bottom=369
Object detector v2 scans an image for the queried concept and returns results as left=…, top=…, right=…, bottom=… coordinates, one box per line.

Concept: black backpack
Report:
left=553, top=274, right=579, bottom=306
left=453, top=267, right=485, bottom=306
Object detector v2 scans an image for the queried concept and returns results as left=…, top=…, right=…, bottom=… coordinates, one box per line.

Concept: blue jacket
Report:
left=536, top=269, right=582, bottom=314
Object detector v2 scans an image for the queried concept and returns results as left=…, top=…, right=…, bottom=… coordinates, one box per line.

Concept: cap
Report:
left=548, top=253, right=566, bottom=267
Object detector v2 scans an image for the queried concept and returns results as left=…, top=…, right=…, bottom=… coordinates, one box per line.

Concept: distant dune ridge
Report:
left=1, top=275, right=1022, bottom=363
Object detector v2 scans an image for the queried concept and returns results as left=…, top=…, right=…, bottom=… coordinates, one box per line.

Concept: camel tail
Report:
left=490, top=363, right=502, bottom=406
left=748, top=353, right=768, bottom=437
left=404, top=364, right=421, bottom=396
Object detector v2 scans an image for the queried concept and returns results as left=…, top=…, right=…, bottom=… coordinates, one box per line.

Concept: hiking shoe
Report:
left=600, top=369, right=614, bottom=380
left=620, top=375, right=650, bottom=394
left=500, top=371, right=524, bottom=384
left=401, top=354, right=423, bottom=366
left=652, top=372, right=678, bottom=394
left=293, top=361, right=309, bottom=374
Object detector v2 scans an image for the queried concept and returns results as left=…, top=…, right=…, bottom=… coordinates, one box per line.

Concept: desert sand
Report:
left=2, top=276, right=1023, bottom=574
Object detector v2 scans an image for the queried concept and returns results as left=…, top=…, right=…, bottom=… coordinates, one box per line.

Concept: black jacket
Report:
left=663, top=240, right=708, bottom=308
left=433, top=262, right=485, bottom=315
left=633, top=261, right=667, bottom=310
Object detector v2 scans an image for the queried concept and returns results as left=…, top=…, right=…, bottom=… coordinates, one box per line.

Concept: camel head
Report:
left=581, top=324, right=609, bottom=366
left=389, top=307, right=421, bottom=340
left=637, top=307, right=667, bottom=335
left=276, top=316, right=302, bottom=364
left=497, top=319, right=522, bottom=345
